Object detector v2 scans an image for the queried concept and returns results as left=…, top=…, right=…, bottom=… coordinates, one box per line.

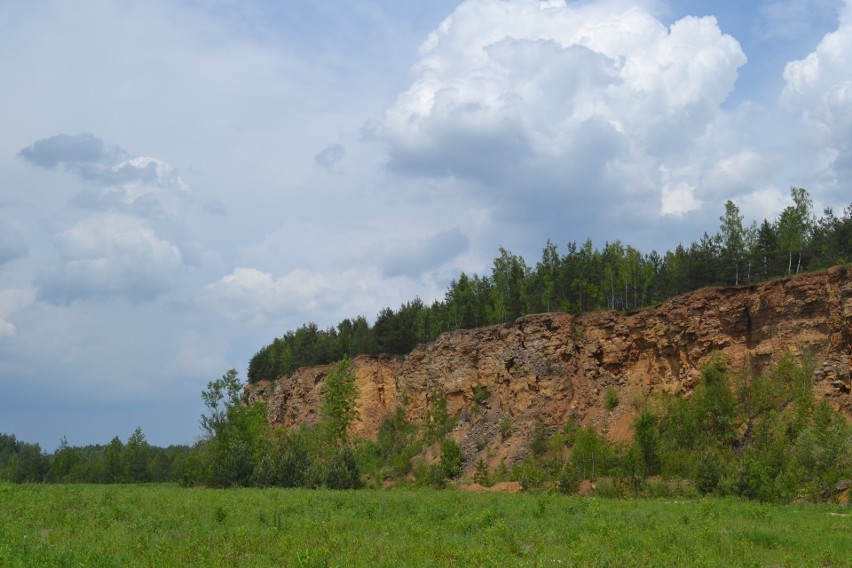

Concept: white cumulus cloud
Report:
left=36, top=214, right=185, bottom=304
left=20, top=133, right=190, bottom=219
left=0, top=286, right=35, bottom=336
left=370, top=0, right=746, bottom=225
left=782, top=0, right=852, bottom=192
left=198, top=267, right=332, bottom=325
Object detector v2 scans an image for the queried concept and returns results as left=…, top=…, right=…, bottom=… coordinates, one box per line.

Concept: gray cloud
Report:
left=20, top=133, right=189, bottom=218
left=314, top=143, right=346, bottom=172
left=374, top=228, right=469, bottom=279
left=0, top=222, right=27, bottom=265
left=35, top=214, right=185, bottom=305
left=18, top=132, right=108, bottom=170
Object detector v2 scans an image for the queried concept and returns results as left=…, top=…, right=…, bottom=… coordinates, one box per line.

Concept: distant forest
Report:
left=0, top=429, right=190, bottom=485
left=249, top=188, right=852, bottom=383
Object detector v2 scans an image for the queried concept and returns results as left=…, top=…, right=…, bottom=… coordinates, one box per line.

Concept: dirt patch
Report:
left=489, top=481, right=523, bottom=493
left=461, top=481, right=523, bottom=493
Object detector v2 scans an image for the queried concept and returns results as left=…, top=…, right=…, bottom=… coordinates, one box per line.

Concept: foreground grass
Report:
left=0, top=484, right=849, bottom=567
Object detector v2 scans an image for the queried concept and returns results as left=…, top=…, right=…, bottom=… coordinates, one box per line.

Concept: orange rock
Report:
left=245, top=268, right=852, bottom=475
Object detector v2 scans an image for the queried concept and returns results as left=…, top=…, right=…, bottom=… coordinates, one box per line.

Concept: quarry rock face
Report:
left=245, top=268, right=852, bottom=471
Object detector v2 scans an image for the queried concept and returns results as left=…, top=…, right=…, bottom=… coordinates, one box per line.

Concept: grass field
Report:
left=0, top=484, right=849, bottom=567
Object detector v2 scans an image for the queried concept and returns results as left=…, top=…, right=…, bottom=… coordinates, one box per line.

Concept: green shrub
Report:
left=605, top=388, right=619, bottom=410
left=325, top=445, right=363, bottom=490
left=473, top=459, right=491, bottom=486
left=252, top=428, right=313, bottom=488
left=499, top=417, right=513, bottom=440
left=695, top=450, right=724, bottom=495
left=440, top=439, right=464, bottom=480
left=510, top=456, right=547, bottom=490
left=425, top=390, right=454, bottom=443
left=472, top=385, right=490, bottom=405
left=530, top=419, right=549, bottom=457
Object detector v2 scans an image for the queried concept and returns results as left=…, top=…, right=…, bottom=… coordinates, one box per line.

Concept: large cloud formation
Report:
left=782, top=0, right=852, bottom=196
left=0, top=222, right=27, bottom=266
left=370, top=0, right=747, bottom=223
left=19, top=133, right=189, bottom=219
left=35, top=214, right=184, bottom=304
left=198, top=267, right=332, bottom=326
left=19, top=133, right=192, bottom=304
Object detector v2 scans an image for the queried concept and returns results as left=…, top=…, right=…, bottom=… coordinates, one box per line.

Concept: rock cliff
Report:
left=244, top=267, right=852, bottom=471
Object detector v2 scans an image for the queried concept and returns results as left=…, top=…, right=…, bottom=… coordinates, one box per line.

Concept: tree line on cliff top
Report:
left=248, top=188, right=852, bottom=383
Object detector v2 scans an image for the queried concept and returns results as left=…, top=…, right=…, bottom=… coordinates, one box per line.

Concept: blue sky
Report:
left=1, top=0, right=850, bottom=450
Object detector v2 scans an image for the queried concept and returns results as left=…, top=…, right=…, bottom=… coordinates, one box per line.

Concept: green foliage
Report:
left=252, top=427, right=313, bottom=488
left=0, top=433, right=48, bottom=483
left=570, top=426, right=616, bottom=481
left=472, top=385, right=491, bottom=405
left=648, top=356, right=851, bottom=502
left=529, top=419, right=549, bottom=457
left=3, top=485, right=852, bottom=566
left=325, top=445, right=363, bottom=490
left=473, top=458, right=491, bottom=486
left=208, top=401, right=269, bottom=487
left=605, top=387, right=619, bottom=410
left=320, top=357, right=360, bottom=446
left=357, top=407, right=421, bottom=485
left=245, top=189, right=852, bottom=385
left=631, top=409, right=661, bottom=477
left=125, top=427, right=150, bottom=483
left=424, top=389, right=454, bottom=443
left=1, top=430, right=191, bottom=485
left=493, top=354, right=845, bottom=505
left=499, top=416, right=513, bottom=440
left=440, top=438, right=464, bottom=480
left=200, top=368, right=244, bottom=439
left=695, top=450, right=725, bottom=495
left=46, top=436, right=79, bottom=483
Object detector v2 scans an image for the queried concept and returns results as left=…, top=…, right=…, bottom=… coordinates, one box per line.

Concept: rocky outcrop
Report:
left=245, top=267, right=852, bottom=471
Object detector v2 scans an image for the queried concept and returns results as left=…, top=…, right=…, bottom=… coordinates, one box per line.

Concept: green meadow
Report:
left=1, top=484, right=849, bottom=567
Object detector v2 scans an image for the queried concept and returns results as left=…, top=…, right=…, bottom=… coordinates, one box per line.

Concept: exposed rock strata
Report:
left=245, top=268, right=852, bottom=471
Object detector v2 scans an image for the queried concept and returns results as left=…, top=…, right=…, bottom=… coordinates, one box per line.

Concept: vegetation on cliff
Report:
left=3, top=357, right=849, bottom=503
left=189, top=358, right=851, bottom=502
left=248, top=189, right=852, bottom=383
left=510, top=357, right=851, bottom=503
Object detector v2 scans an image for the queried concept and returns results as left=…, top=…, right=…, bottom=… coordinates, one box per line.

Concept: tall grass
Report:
left=1, top=484, right=849, bottom=567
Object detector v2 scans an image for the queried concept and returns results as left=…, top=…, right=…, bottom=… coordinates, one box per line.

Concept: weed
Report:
left=213, top=505, right=227, bottom=524
left=499, top=417, right=513, bottom=440
left=472, top=385, right=490, bottom=405
left=1, top=485, right=850, bottom=566
left=605, top=388, right=619, bottom=411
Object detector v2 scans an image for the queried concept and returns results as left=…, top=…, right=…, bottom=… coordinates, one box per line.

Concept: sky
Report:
left=1, top=0, right=850, bottom=451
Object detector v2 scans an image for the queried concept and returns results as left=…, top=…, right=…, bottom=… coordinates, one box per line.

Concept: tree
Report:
left=755, top=220, right=780, bottom=278
left=777, top=187, right=813, bottom=274
left=491, top=247, right=528, bottom=322
left=632, top=410, right=661, bottom=477
left=201, top=369, right=244, bottom=439
left=125, top=427, right=150, bottom=483
left=47, top=436, right=78, bottom=483
left=440, top=438, right=464, bottom=480
left=528, top=240, right=560, bottom=313
left=325, top=445, right=363, bottom=489
left=104, top=436, right=124, bottom=483
left=200, top=369, right=267, bottom=487
left=742, top=221, right=758, bottom=282
left=320, top=357, right=360, bottom=446
left=719, top=200, right=745, bottom=285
